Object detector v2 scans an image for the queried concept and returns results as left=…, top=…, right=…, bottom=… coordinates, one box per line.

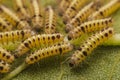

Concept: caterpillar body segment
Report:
left=0, top=17, right=13, bottom=32
left=89, top=0, right=120, bottom=20
left=63, top=0, right=90, bottom=23
left=0, top=30, right=35, bottom=44
left=67, top=18, right=113, bottom=40
left=45, top=6, right=57, bottom=34
left=0, top=5, right=31, bottom=29
left=14, top=33, right=64, bottom=58
left=0, top=60, right=10, bottom=73
left=13, top=0, right=30, bottom=20
left=25, top=42, right=73, bottom=64
left=30, top=0, right=43, bottom=31
left=66, top=1, right=100, bottom=32
left=68, top=27, right=113, bottom=67
left=59, top=0, right=72, bottom=16
left=0, top=47, right=14, bottom=63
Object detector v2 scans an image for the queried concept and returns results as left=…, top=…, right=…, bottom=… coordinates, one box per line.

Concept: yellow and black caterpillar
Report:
left=45, top=6, right=57, bottom=34
left=66, top=1, right=100, bottom=32
left=0, top=30, right=35, bottom=44
left=68, top=27, right=113, bottom=67
left=63, top=0, right=89, bottom=23
left=30, top=0, right=43, bottom=32
left=0, top=5, right=31, bottom=29
left=89, top=0, right=120, bottom=20
left=59, top=0, right=72, bottom=16
left=0, top=47, right=14, bottom=63
left=67, top=18, right=113, bottom=40
left=25, top=42, right=73, bottom=64
left=13, top=0, right=30, bottom=20
left=14, top=33, right=64, bottom=58
left=0, top=59, right=10, bottom=73
left=0, top=16, right=13, bottom=32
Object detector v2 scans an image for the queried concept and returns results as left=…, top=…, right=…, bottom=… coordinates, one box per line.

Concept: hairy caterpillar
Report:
left=45, top=6, right=57, bottom=34
left=66, top=1, right=100, bottom=32
left=0, top=16, right=13, bottom=32
left=0, top=47, right=14, bottom=63
left=63, top=0, right=89, bottom=23
left=30, top=0, right=43, bottom=32
left=0, top=60, right=10, bottom=73
left=13, top=0, right=30, bottom=20
left=25, top=42, right=73, bottom=64
left=14, top=33, right=64, bottom=58
left=0, top=30, right=35, bottom=44
left=0, top=5, right=31, bottom=29
left=89, top=0, right=120, bottom=20
left=59, top=0, right=72, bottom=16
left=68, top=27, right=113, bottom=67
left=67, top=18, right=113, bottom=40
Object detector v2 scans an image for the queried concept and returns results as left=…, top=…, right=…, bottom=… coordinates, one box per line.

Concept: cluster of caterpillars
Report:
left=0, top=0, right=120, bottom=75
left=59, top=0, right=120, bottom=68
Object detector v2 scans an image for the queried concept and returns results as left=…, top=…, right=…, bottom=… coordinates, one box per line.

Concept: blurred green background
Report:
left=0, top=0, right=120, bottom=80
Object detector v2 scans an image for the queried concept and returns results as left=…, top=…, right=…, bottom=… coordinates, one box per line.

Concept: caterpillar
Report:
left=13, top=0, right=30, bottom=20
left=0, top=5, right=31, bottom=29
left=0, top=47, right=14, bottom=63
left=89, top=0, right=120, bottom=20
left=59, top=0, right=72, bottom=16
left=67, top=18, right=113, bottom=40
left=68, top=27, right=113, bottom=67
left=25, top=42, right=73, bottom=64
left=0, top=16, right=13, bottom=32
left=45, top=6, right=57, bottom=34
left=14, top=33, right=64, bottom=58
left=0, top=30, right=35, bottom=44
left=0, top=60, right=10, bottom=73
left=30, top=0, right=43, bottom=32
left=63, top=0, right=89, bottom=23
left=65, top=1, right=100, bottom=32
